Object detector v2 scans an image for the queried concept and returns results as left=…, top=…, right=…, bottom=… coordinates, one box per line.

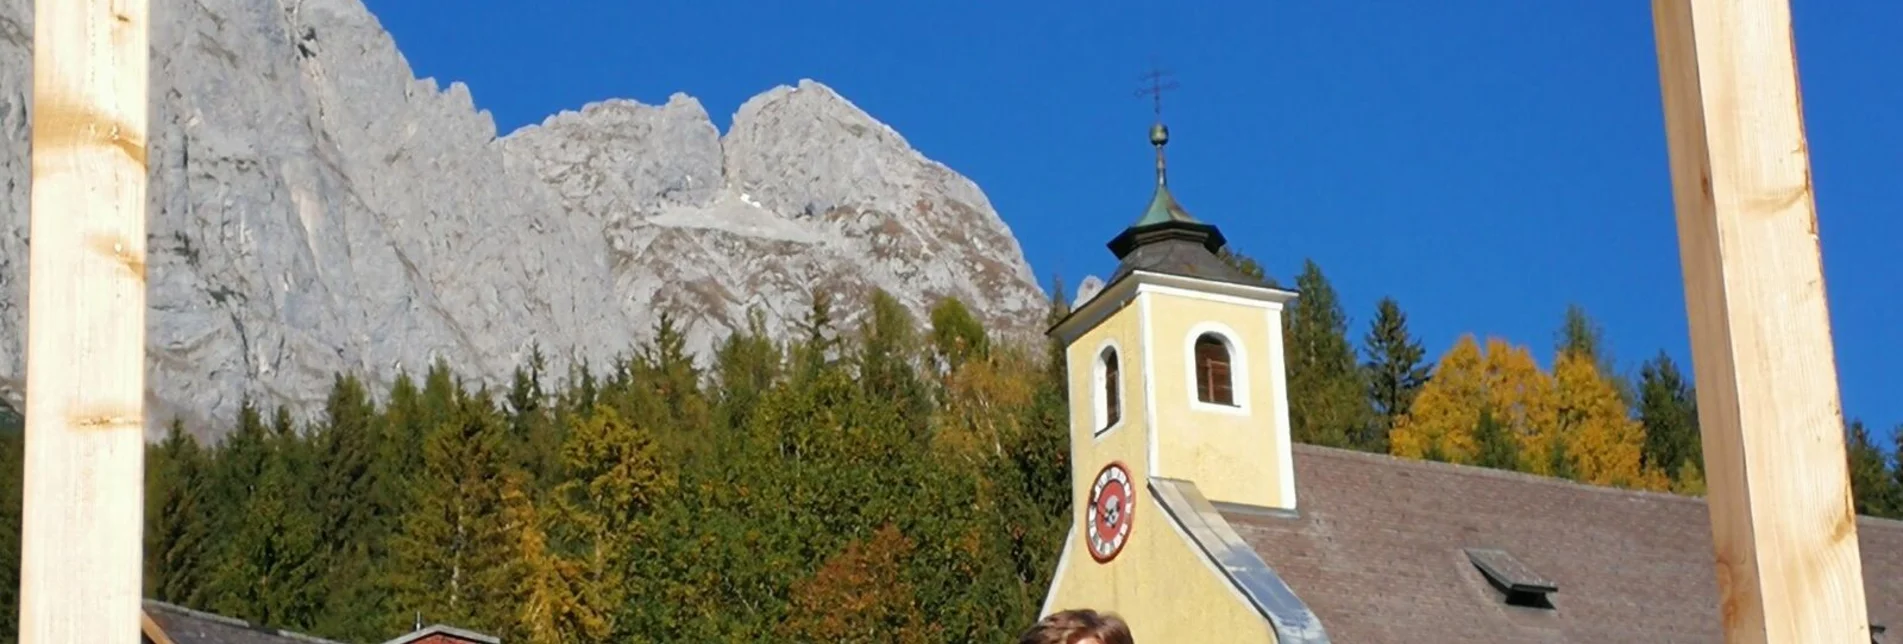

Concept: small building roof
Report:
left=142, top=600, right=347, bottom=644
left=378, top=624, right=502, bottom=644
left=1221, top=444, right=1903, bottom=643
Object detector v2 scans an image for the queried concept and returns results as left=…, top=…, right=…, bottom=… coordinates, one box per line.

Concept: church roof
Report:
left=1221, top=445, right=1903, bottom=643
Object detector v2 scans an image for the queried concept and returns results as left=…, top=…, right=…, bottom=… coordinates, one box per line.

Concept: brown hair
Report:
left=1018, top=609, right=1134, bottom=644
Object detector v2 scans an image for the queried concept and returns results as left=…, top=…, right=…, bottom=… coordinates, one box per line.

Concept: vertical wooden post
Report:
left=1651, top=1, right=1868, bottom=642
left=19, top=0, right=149, bottom=641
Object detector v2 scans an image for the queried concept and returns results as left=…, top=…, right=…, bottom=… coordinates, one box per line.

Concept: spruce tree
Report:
left=1556, top=304, right=1635, bottom=404
left=712, top=307, right=785, bottom=432
left=1360, top=296, right=1431, bottom=452
left=146, top=419, right=212, bottom=605
left=858, top=289, right=933, bottom=437
left=1473, top=407, right=1518, bottom=470
left=1284, top=259, right=1371, bottom=448
left=1638, top=351, right=1701, bottom=478
left=0, top=428, right=23, bottom=638
left=206, top=418, right=322, bottom=629
left=1846, top=419, right=1900, bottom=518
left=308, top=374, right=395, bottom=639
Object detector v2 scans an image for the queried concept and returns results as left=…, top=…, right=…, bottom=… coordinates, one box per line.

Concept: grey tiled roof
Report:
left=143, top=601, right=347, bottom=644
left=1223, top=445, right=1903, bottom=643
left=1107, top=237, right=1262, bottom=288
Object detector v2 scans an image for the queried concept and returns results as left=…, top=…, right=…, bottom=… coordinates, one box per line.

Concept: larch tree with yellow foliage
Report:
left=1389, top=335, right=1487, bottom=463
left=1548, top=351, right=1663, bottom=490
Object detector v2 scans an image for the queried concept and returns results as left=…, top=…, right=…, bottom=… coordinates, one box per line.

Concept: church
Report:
left=1037, top=123, right=1903, bottom=642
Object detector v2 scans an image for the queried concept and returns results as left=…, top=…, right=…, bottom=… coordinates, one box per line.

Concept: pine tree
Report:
left=1473, top=407, right=1518, bottom=470
left=793, top=288, right=842, bottom=382
left=0, top=427, right=23, bottom=638
left=1360, top=296, right=1431, bottom=452
left=1846, top=419, right=1900, bottom=518
left=858, top=289, right=933, bottom=438
left=712, top=307, right=785, bottom=432
left=1284, top=259, right=1371, bottom=448
left=1555, top=304, right=1635, bottom=404
left=623, top=312, right=715, bottom=462
left=146, top=419, right=213, bottom=605
left=1638, top=351, right=1701, bottom=478
left=206, top=419, right=322, bottom=629
left=307, top=374, right=396, bottom=640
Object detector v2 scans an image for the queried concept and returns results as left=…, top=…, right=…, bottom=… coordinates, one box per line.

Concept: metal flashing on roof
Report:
left=1210, top=500, right=1301, bottom=521
left=1150, top=476, right=1330, bottom=643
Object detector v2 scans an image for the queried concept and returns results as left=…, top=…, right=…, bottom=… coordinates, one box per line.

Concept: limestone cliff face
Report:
left=0, top=0, right=1046, bottom=440
left=501, top=81, right=1047, bottom=364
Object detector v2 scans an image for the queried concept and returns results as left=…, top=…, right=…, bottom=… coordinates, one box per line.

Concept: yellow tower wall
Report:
left=1139, top=287, right=1296, bottom=510
left=1041, top=490, right=1281, bottom=643
left=1041, top=273, right=1301, bottom=641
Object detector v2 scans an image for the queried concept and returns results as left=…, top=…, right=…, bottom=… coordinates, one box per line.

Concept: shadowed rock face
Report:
left=0, top=0, right=1046, bottom=442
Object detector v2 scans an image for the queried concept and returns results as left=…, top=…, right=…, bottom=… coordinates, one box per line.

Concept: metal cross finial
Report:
left=1134, top=65, right=1179, bottom=123
left=1134, top=63, right=1178, bottom=185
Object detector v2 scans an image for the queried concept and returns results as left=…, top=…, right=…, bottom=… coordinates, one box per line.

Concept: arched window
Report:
left=1101, top=348, right=1122, bottom=428
left=1195, top=333, right=1235, bottom=406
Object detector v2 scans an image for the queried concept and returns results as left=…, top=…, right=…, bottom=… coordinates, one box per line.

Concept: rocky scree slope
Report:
left=0, top=0, right=1046, bottom=441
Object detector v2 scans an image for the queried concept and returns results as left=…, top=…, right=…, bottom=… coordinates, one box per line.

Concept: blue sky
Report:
left=363, top=1, right=1901, bottom=444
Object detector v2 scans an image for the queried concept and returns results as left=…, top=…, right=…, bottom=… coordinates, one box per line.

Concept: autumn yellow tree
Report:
left=1390, top=335, right=1486, bottom=463
left=1481, top=337, right=1556, bottom=473
left=932, top=345, right=1038, bottom=461
left=1548, top=351, right=1662, bottom=489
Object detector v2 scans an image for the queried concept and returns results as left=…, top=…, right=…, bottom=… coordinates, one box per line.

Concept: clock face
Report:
left=1086, top=461, right=1135, bottom=563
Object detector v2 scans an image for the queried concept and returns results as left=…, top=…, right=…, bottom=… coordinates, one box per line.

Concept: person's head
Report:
left=1018, top=608, right=1134, bottom=644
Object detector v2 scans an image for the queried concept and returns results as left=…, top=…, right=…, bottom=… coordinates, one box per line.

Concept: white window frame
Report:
left=1093, top=339, right=1127, bottom=437
left=1185, top=322, right=1250, bottom=415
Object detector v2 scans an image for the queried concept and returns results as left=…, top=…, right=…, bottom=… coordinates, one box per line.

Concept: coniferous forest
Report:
left=0, top=256, right=1896, bottom=642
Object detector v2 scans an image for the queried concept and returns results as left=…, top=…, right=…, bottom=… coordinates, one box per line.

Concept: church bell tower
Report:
left=1049, top=119, right=1301, bottom=532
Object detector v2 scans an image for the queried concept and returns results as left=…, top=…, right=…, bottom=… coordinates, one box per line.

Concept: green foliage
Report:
left=0, top=401, right=19, bottom=433
left=929, top=297, right=990, bottom=373
left=389, top=391, right=523, bottom=634
left=1217, top=246, right=1279, bottom=288
left=146, top=420, right=212, bottom=605
left=1556, top=304, right=1635, bottom=405
left=1284, top=259, right=1372, bottom=448
left=75, top=268, right=1898, bottom=644
left=1847, top=419, right=1901, bottom=518
left=1473, top=407, right=1517, bottom=470
left=1637, top=351, right=1700, bottom=479
left=1360, top=296, right=1430, bottom=452
left=118, top=284, right=1072, bottom=643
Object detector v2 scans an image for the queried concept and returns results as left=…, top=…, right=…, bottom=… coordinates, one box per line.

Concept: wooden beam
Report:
left=18, top=0, right=149, bottom=641
left=1650, top=1, right=1868, bottom=642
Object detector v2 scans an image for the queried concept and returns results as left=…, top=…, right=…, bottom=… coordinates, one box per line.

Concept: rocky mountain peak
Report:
left=0, top=0, right=1048, bottom=441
